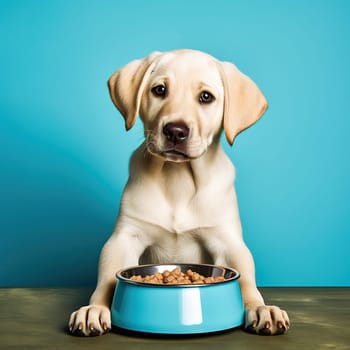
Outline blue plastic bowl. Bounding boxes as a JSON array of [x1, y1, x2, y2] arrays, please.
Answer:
[[111, 263, 244, 334]]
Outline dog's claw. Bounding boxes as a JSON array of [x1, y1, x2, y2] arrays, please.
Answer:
[[275, 325, 286, 335], [71, 328, 85, 337], [245, 325, 257, 334], [89, 327, 101, 337], [102, 322, 111, 333], [259, 326, 272, 336]]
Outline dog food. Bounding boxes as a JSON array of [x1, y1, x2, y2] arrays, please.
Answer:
[[129, 267, 225, 285]]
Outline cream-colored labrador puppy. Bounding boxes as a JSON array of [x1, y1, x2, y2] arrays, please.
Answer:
[[69, 49, 290, 336]]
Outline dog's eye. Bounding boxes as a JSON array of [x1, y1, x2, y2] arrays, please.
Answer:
[[199, 91, 215, 104], [152, 85, 167, 97]]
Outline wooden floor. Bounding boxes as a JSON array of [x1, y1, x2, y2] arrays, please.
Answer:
[[0, 287, 349, 350]]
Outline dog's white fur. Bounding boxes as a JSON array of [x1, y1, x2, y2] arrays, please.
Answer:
[[69, 49, 290, 336]]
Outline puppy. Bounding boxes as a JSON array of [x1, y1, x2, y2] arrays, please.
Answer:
[[69, 49, 290, 336]]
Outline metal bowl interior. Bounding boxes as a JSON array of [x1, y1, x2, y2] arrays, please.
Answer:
[[117, 263, 240, 287]]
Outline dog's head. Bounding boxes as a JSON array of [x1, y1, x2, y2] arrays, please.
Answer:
[[108, 49, 267, 162]]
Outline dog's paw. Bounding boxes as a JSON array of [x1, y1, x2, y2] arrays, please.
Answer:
[[244, 305, 290, 336], [68, 305, 111, 337]]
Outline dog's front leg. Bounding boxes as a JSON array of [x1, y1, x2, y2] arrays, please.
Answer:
[[225, 240, 290, 335], [68, 225, 147, 336]]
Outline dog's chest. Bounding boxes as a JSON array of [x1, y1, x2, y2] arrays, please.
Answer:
[[124, 154, 235, 234], [167, 203, 194, 234], [158, 166, 200, 231], [150, 170, 222, 233]]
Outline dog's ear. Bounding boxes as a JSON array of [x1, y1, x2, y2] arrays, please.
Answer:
[[217, 61, 268, 145], [108, 52, 161, 130]]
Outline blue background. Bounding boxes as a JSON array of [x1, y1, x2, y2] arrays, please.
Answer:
[[1, 0, 349, 287]]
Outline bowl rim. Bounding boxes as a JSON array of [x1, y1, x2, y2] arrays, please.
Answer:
[[116, 263, 240, 288]]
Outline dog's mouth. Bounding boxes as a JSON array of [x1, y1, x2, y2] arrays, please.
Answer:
[[161, 149, 190, 162], [146, 137, 206, 163]]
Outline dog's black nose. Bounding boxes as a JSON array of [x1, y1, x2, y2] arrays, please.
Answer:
[[163, 122, 189, 144]]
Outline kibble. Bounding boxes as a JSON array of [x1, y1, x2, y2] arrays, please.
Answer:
[[129, 268, 225, 285]]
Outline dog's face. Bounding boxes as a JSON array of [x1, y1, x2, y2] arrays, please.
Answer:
[[139, 51, 224, 162], [108, 49, 268, 162]]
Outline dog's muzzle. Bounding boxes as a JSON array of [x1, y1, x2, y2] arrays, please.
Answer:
[[160, 122, 190, 161]]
